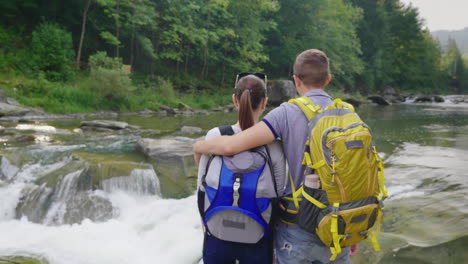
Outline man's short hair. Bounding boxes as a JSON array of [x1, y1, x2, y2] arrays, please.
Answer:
[[293, 49, 330, 87]]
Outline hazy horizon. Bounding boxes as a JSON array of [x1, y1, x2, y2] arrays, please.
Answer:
[[401, 0, 468, 31]]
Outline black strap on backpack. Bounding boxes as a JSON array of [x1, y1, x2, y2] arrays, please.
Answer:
[[218, 125, 235, 136]]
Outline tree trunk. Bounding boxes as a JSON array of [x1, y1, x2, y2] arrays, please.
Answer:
[[130, 29, 135, 67], [184, 45, 190, 73], [221, 61, 226, 87], [76, 0, 92, 69], [201, 44, 208, 79], [115, 0, 120, 57]]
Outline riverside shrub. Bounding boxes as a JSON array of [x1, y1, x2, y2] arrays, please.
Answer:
[[31, 23, 74, 81], [88, 52, 133, 108]]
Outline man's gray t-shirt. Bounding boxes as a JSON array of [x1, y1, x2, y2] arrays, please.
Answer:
[[262, 89, 333, 196]]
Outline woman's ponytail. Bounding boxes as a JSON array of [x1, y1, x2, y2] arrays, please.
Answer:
[[235, 75, 266, 131], [238, 89, 254, 130]]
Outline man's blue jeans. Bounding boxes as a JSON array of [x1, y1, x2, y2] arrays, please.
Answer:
[[275, 223, 351, 264]]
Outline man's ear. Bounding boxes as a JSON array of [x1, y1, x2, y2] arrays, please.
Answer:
[[232, 94, 239, 108], [293, 74, 302, 88], [323, 74, 332, 87]]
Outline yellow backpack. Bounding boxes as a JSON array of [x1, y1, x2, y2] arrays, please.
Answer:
[[285, 96, 388, 260]]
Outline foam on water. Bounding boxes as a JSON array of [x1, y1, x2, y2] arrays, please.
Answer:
[[385, 142, 468, 200], [0, 193, 203, 264]]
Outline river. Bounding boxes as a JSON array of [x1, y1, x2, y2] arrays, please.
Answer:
[[0, 101, 467, 263]]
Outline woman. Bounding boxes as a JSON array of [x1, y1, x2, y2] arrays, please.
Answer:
[[197, 73, 286, 264]]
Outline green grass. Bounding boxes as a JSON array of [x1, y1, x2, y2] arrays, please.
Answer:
[[0, 70, 233, 113]]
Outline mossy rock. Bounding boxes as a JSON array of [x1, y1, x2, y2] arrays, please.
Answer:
[[0, 256, 49, 264]]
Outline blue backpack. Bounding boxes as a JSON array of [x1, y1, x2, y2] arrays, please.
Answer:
[[197, 126, 279, 243]]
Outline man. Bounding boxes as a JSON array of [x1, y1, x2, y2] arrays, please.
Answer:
[[193, 49, 350, 263]]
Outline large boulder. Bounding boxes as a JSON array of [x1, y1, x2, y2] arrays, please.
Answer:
[[137, 137, 199, 197], [267, 80, 298, 106], [368, 95, 391, 106], [382, 86, 404, 103]]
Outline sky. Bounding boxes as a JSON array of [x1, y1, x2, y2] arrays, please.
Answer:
[[400, 0, 468, 31]]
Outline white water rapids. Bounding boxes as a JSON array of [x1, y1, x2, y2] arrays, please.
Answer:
[[0, 190, 203, 264]]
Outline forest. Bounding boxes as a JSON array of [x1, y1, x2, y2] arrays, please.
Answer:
[[0, 0, 467, 112]]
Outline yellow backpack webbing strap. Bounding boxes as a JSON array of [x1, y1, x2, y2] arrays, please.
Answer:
[[288, 173, 301, 209], [366, 196, 384, 251], [302, 188, 327, 209], [330, 202, 343, 261], [288, 96, 322, 121], [373, 147, 388, 198]]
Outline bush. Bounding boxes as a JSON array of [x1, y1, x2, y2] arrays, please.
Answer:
[[88, 52, 133, 108], [31, 23, 75, 81], [151, 76, 176, 99], [89, 51, 122, 70]]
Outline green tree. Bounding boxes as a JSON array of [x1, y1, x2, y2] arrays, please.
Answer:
[[264, 0, 363, 88], [31, 22, 75, 81], [442, 39, 465, 93]]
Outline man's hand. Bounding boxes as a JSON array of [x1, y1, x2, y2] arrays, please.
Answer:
[[349, 244, 358, 257], [193, 144, 202, 165]]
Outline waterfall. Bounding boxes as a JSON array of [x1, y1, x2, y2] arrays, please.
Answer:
[[0, 156, 19, 181], [43, 170, 82, 225], [102, 168, 161, 196]]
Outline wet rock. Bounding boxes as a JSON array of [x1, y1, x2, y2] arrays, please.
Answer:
[[433, 95, 445, 103], [267, 80, 298, 106], [6, 97, 20, 106], [179, 126, 203, 135], [80, 120, 129, 130], [368, 95, 391, 106], [414, 95, 433, 103], [63, 192, 113, 224], [137, 137, 197, 179], [382, 86, 404, 103], [137, 137, 199, 197], [0, 102, 35, 117], [157, 103, 177, 115], [343, 98, 361, 108], [80, 126, 114, 133], [13, 135, 36, 142], [16, 154, 158, 224], [135, 129, 161, 138], [0, 256, 49, 264]]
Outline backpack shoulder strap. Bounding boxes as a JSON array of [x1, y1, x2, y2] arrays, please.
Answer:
[[264, 145, 279, 198], [218, 125, 235, 136], [288, 96, 322, 120], [325, 98, 356, 113]]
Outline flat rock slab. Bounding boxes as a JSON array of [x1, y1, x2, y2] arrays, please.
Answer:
[[80, 120, 129, 130], [179, 126, 203, 134]]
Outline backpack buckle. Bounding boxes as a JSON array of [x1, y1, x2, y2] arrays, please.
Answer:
[[233, 174, 242, 207], [332, 206, 339, 216]]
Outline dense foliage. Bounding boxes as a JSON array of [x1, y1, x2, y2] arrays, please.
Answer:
[[0, 0, 466, 112]]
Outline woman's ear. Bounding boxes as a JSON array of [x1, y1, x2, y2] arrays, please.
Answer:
[[262, 97, 268, 109], [232, 94, 239, 108]]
